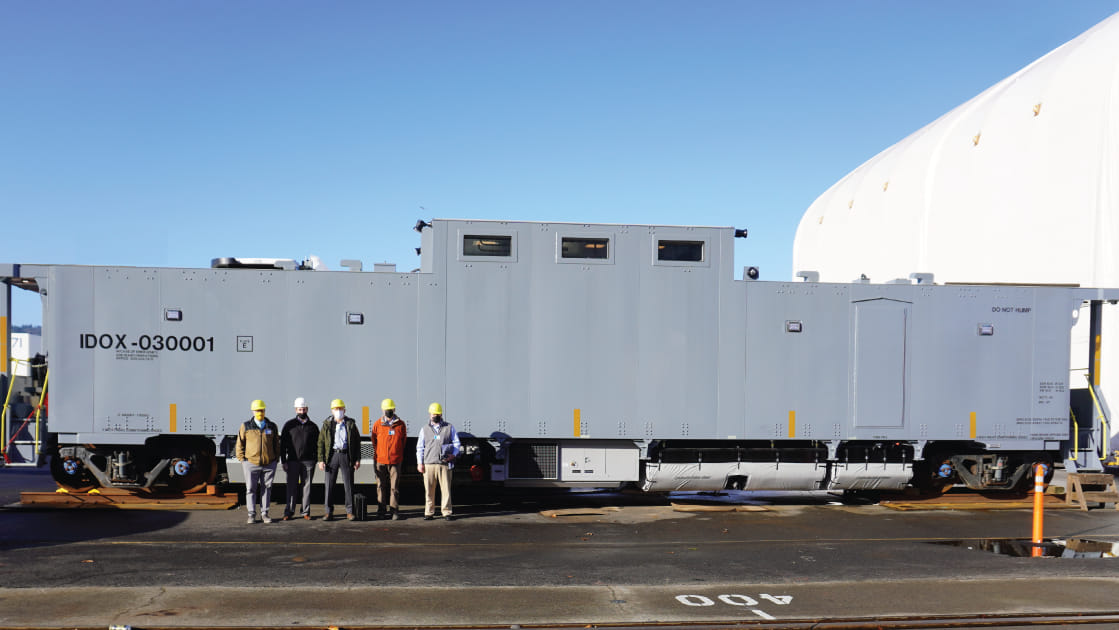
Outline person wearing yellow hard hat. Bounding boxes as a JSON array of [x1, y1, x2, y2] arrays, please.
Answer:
[[371, 398, 407, 520], [236, 399, 281, 524], [416, 401, 460, 521], [280, 397, 319, 520], [316, 398, 361, 520]]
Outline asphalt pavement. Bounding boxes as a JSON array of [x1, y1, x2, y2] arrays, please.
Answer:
[[3, 466, 1119, 628]]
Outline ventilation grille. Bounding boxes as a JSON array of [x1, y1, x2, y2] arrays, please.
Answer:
[[508, 443, 558, 479]]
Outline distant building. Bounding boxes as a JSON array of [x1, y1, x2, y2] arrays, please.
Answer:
[[10, 332, 41, 378]]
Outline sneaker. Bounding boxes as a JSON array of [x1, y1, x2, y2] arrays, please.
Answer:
[[391, 512, 401, 521], [423, 515, 434, 521], [281, 514, 293, 521], [303, 514, 312, 520], [324, 513, 334, 521], [262, 515, 273, 524], [444, 515, 454, 522], [247, 515, 257, 524], [346, 513, 355, 521]]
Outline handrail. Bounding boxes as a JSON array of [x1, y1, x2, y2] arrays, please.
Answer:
[[1, 367, 13, 459], [2, 359, 47, 461], [1085, 374, 1110, 463], [1070, 407, 1079, 455], [34, 369, 48, 459]]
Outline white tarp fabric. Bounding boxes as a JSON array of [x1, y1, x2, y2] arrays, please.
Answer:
[[793, 11, 1119, 456]]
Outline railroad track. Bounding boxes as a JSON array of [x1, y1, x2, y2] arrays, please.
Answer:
[[878, 490, 1078, 511], [18, 486, 235, 509], [13, 484, 1108, 512]]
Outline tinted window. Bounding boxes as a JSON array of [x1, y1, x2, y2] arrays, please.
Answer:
[[463, 235, 512, 257], [561, 237, 609, 259], [657, 240, 703, 262]]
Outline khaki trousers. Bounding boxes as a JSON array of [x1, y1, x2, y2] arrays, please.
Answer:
[[374, 462, 401, 510], [422, 463, 452, 516]]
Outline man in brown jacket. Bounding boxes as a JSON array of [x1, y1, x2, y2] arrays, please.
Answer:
[[371, 398, 407, 520], [236, 399, 281, 524]]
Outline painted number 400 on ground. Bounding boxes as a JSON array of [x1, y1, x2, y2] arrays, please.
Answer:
[[675, 594, 793, 620]]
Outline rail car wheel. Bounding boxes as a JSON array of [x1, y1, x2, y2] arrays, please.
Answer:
[[50, 454, 98, 493], [914, 459, 956, 496], [166, 450, 217, 494]]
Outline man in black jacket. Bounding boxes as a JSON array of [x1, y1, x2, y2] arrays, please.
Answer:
[[280, 397, 319, 520]]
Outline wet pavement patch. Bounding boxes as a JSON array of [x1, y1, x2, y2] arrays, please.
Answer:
[[934, 537, 1119, 557]]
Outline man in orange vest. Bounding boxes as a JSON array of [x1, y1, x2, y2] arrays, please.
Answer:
[[371, 398, 407, 520]]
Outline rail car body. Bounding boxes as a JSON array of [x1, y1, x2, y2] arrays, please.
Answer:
[[1, 219, 1115, 493]]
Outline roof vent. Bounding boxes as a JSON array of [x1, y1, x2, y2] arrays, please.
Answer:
[[211, 257, 297, 270]]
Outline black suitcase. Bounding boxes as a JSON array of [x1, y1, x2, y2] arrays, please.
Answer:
[[353, 493, 367, 521]]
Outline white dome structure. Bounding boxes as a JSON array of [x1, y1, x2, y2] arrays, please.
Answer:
[[793, 11, 1119, 456]]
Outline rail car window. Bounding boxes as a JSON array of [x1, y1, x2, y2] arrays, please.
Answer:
[[657, 240, 704, 262], [463, 235, 512, 257], [561, 237, 609, 259]]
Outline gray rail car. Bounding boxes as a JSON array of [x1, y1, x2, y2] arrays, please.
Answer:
[[1, 219, 1116, 493]]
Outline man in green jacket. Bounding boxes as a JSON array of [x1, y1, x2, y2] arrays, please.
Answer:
[[317, 399, 362, 520]]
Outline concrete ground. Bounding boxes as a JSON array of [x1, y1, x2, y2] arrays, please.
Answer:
[[2, 466, 1119, 627]]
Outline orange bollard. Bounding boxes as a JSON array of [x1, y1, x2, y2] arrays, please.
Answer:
[[1031, 463, 1045, 557]]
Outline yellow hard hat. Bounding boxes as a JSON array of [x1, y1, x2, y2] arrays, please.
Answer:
[[330, 398, 346, 409], [250, 399, 266, 411], [428, 402, 443, 415], [381, 398, 396, 410]]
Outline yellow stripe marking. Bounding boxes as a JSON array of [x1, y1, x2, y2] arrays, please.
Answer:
[[1094, 334, 1102, 386], [1, 316, 7, 369], [169, 403, 177, 433], [574, 408, 581, 437], [362, 406, 370, 435], [788, 410, 796, 438], [969, 411, 977, 439]]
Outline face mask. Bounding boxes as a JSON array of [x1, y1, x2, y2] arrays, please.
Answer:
[[333, 409, 344, 421], [431, 414, 443, 423], [296, 413, 308, 420], [384, 410, 395, 419]]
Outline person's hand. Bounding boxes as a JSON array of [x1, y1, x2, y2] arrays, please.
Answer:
[[354, 461, 360, 471], [417, 464, 425, 474], [318, 462, 326, 471]]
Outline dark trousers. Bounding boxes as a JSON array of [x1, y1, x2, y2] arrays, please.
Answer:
[[284, 460, 316, 517], [324, 451, 355, 516]]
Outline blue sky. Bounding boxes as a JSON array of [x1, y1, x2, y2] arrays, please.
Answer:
[[3, 1, 1117, 325]]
